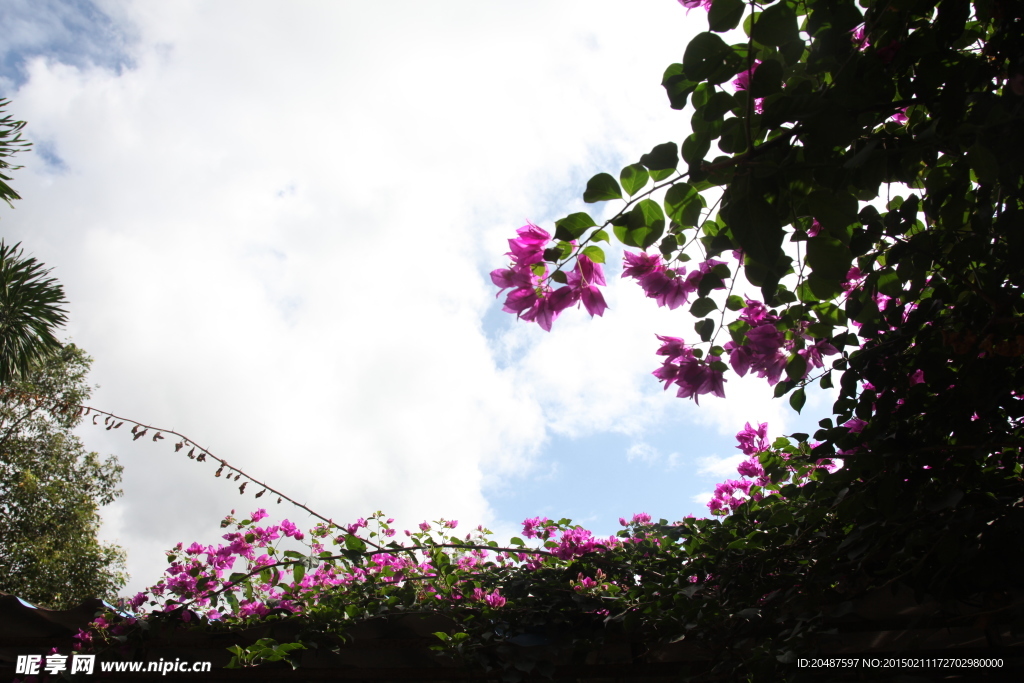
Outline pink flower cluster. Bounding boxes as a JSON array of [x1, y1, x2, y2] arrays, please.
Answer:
[[491, 223, 608, 331], [708, 422, 839, 515], [83, 508, 649, 645], [653, 335, 726, 404], [677, 0, 713, 12], [850, 23, 901, 63], [622, 252, 726, 310], [618, 512, 652, 527], [520, 516, 621, 562], [724, 300, 839, 386]]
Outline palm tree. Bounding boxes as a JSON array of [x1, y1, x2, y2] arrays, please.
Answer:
[[0, 242, 69, 385], [0, 98, 31, 209], [0, 99, 69, 384]]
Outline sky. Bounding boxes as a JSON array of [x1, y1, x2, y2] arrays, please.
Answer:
[[1, 0, 838, 597]]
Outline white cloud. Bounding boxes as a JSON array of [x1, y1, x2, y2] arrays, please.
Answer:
[[690, 491, 713, 507], [626, 442, 659, 465], [696, 453, 748, 480]]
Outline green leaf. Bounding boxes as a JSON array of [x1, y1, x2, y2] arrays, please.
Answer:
[[551, 270, 568, 284], [806, 235, 853, 282], [592, 229, 610, 243], [553, 212, 597, 241], [583, 173, 623, 203], [683, 32, 734, 83], [293, 562, 305, 584], [619, 199, 667, 249], [749, 58, 783, 97], [721, 186, 783, 266], [718, 117, 747, 154], [708, 0, 745, 32], [780, 38, 806, 66], [875, 268, 902, 297], [695, 318, 715, 342], [751, 3, 799, 47], [702, 92, 735, 121], [807, 190, 858, 232], [582, 245, 605, 264], [682, 133, 712, 167], [726, 294, 745, 311], [789, 387, 806, 413], [690, 297, 718, 317], [967, 144, 998, 184], [805, 273, 843, 300], [661, 63, 698, 110], [786, 353, 807, 381], [664, 183, 705, 227], [639, 142, 679, 172], [344, 534, 366, 553], [620, 163, 650, 197]]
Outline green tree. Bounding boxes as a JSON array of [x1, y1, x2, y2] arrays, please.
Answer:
[[0, 344, 127, 609]]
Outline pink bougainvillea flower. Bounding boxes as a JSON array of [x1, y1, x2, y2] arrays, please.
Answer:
[[807, 219, 823, 237], [505, 222, 550, 266], [738, 299, 777, 325], [909, 369, 926, 386], [517, 285, 576, 331], [745, 324, 785, 355], [250, 508, 269, 523], [726, 339, 787, 385], [521, 516, 555, 540], [490, 266, 535, 294], [677, 0, 713, 11], [655, 334, 690, 361], [640, 268, 701, 309], [631, 512, 652, 525], [552, 527, 599, 560], [622, 251, 664, 281], [484, 590, 506, 608], [732, 60, 765, 113], [737, 456, 765, 478], [579, 285, 608, 317], [129, 592, 147, 610], [798, 339, 840, 374], [843, 417, 868, 433], [566, 254, 609, 317], [280, 519, 304, 540], [654, 337, 726, 403], [733, 60, 761, 91], [891, 107, 908, 124], [851, 24, 869, 49], [736, 422, 770, 456]]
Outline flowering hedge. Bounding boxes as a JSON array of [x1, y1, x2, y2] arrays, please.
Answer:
[[52, 0, 1024, 680]]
